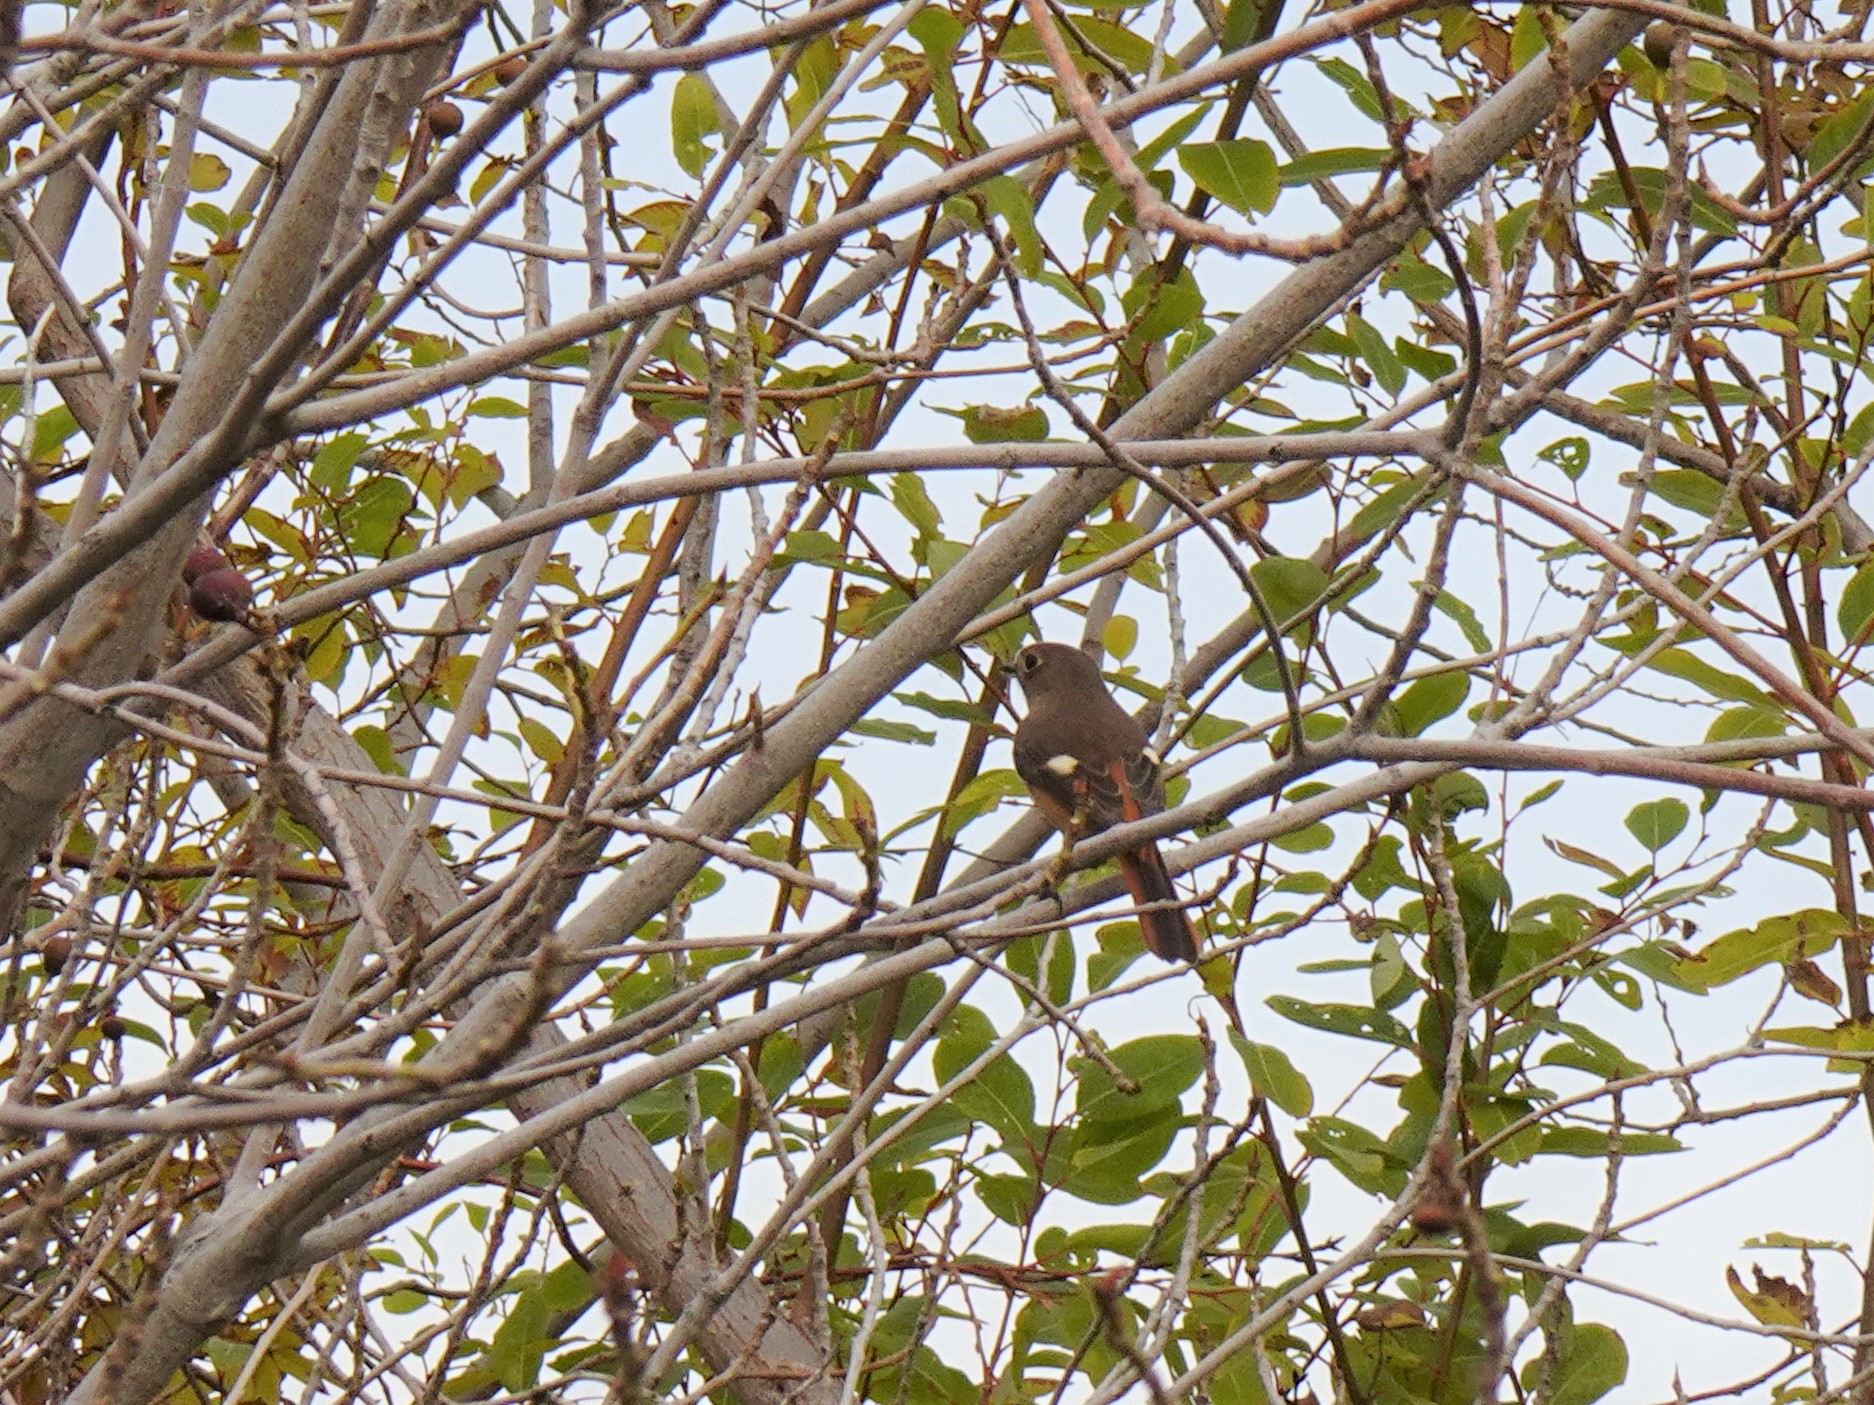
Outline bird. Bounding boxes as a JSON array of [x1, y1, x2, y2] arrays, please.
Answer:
[[1010, 641, 1198, 962]]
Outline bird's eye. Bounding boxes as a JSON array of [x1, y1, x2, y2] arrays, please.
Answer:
[[1018, 649, 1037, 673]]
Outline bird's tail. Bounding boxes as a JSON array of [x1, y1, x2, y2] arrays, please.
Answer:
[[1117, 846, 1198, 962]]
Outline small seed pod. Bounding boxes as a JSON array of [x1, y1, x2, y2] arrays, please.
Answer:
[[1409, 1183, 1463, 1236], [100, 1012, 127, 1041], [40, 934, 72, 976], [493, 56, 527, 84], [1409, 1137, 1464, 1235], [1643, 22, 1678, 70], [189, 566, 253, 623], [184, 544, 230, 583], [425, 99, 464, 138]]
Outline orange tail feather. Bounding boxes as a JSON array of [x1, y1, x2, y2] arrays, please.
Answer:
[[1117, 845, 1197, 962]]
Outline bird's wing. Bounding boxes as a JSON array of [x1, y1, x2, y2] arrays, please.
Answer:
[[1013, 736, 1083, 833]]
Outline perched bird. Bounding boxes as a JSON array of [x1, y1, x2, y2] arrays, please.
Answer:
[[1010, 641, 1198, 962]]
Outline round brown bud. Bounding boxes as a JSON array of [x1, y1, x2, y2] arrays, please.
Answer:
[[1643, 22, 1677, 70], [189, 566, 253, 623], [425, 100, 464, 138], [1409, 1190, 1462, 1236], [100, 1013, 126, 1041], [184, 544, 230, 583], [40, 934, 72, 976], [493, 56, 527, 85]]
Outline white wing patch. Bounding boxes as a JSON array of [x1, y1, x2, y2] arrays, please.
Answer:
[[1043, 754, 1079, 776]]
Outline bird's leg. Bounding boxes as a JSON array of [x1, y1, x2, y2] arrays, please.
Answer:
[[1040, 790, 1094, 893], [1041, 834, 1077, 893]]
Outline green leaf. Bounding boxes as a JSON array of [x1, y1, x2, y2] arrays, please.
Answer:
[[540, 1260, 592, 1313], [1584, 165, 1736, 236], [1064, 1114, 1179, 1202], [1232, 1034, 1313, 1116], [1132, 106, 1212, 177], [310, 431, 370, 490], [1271, 820, 1333, 853], [1063, 1221, 1153, 1261], [1543, 837, 1625, 881], [1839, 561, 1874, 647], [951, 1055, 1037, 1148], [1103, 615, 1137, 661], [779, 528, 847, 568], [1281, 147, 1390, 185], [1346, 312, 1405, 397], [1312, 56, 1382, 121], [1704, 706, 1787, 743], [351, 724, 402, 776], [343, 477, 415, 559], [1808, 88, 1874, 175], [1217, 0, 1270, 51], [450, 445, 502, 506], [1003, 16, 1163, 73], [517, 717, 563, 764], [1642, 647, 1772, 707], [978, 1171, 1038, 1225], [1344, 477, 1423, 544], [1265, 996, 1412, 1048], [1248, 556, 1331, 629], [29, 405, 78, 463], [940, 768, 1028, 836], [1539, 436, 1590, 481], [979, 174, 1042, 275], [671, 72, 720, 178], [487, 1278, 552, 1391], [1121, 266, 1203, 343], [784, 34, 837, 131], [890, 472, 943, 538], [1510, 3, 1547, 68], [932, 1025, 1034, 1149], [1074, 1035, 1204, 1122], [1539, 1037, 1646, 1082], [959, 403, 1049, 443], [1847, 400, 1874, 459], [1383, 255, 1459, 314], [1434, 590, 1491, 652], [909, 8, 970, 150], [1647, 469, 1737, 521], [1436, 773, 1497, 824], [189, 152, 232, 192], [1177, 139, 1278, 215], [849, 718, 937, 745], [1539, 1128, 1684, 1157], [1391, 671, 1470, 737], [894, 691, 996, 726], [1624, 797, 1688, 852], [1532, 1324, 1628, 1405], [1297, 1116, 1403, 1195], [1676, 909, 1847, 990]]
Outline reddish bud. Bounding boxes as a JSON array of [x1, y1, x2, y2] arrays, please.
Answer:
[[1410, 1137, 1464, 1235], [493, 56, 527, 84], [424, 100, 464, 137], [40, 934, 72, 975], [1409, 1188, 1462, 1236], [184, 545, 230, 583], [189, 566, 253, 623]]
